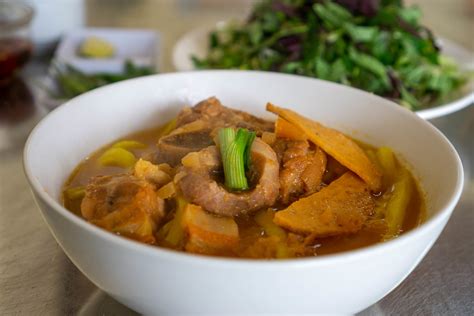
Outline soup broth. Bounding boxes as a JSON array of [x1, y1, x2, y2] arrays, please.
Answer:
[[63, 99, 425, 259]]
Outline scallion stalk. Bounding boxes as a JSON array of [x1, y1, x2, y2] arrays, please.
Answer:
[[218, 128, 236, 160], [218, 128, 256, 191], [244, 131, 256, 170]]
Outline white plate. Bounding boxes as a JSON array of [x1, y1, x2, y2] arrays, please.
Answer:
[[173, 24, 473, 120]]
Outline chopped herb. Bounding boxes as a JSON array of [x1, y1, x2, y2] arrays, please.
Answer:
[[50, 60, 154, 99], [193, 0, 468, 110]]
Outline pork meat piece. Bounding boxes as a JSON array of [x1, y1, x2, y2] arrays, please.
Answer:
[[81, 174, 165, 243], [176, 138, 280, 217], [273, 139, 327, 205], [155, 97, 274, 166]]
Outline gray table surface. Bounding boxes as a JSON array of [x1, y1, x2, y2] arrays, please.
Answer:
[[0, 59, 472, 315]]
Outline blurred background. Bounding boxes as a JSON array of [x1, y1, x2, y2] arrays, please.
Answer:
[[1, 0, 471, 158], [5, 0, 474, 69], [1, 0, 473, 315], [83, 0, 474, 72]]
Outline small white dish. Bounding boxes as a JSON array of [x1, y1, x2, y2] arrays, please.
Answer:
[[24, 71, 463, 315], [55, 27, 158, 74], [173, 24, 473, 120]]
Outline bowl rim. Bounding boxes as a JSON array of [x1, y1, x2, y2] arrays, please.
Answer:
[[23, 70, 464, 268]]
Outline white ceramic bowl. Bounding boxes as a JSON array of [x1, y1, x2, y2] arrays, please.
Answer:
[[24, 71, 463, 315]]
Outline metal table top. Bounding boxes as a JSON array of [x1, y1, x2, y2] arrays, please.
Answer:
[[1, 1, 473, 315]]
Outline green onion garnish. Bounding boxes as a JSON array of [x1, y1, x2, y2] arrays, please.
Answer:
[[244, 131, 256, 171], [218, 128, 256, 191]]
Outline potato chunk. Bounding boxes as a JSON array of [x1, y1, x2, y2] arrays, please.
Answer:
[[182, 204, 239, 255], [274, 172, 374, 237], [267, 103, 382, 191]]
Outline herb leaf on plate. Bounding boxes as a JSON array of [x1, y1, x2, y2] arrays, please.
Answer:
[[50, 60, 154, 99], [193, 0, 468, 110]]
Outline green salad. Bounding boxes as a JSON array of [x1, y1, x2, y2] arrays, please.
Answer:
[[193, 0, 468, 110]]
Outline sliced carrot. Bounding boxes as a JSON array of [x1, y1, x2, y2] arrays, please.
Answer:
[[267, 103, 382, 191], [275, 117, 307, 141], [274, 172, 374, 237]]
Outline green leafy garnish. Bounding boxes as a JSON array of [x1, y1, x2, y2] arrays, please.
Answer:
[[50, 60, 154, 99], [218, 128, 256, 191], [193, 0, 468, 110]]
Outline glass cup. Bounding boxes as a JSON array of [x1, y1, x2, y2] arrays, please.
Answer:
[[0, 1, 34, 83]]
